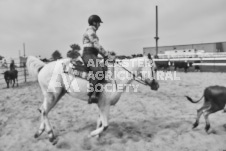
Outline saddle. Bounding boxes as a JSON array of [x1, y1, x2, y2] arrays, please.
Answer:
[[62, 58, 88, 79], [62, 57, 114, 81], [62, 55, 115, 104]]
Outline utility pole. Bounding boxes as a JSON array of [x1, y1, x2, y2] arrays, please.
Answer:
[[23, 43, 26, 82], [154, 5, 159, 57], [23, 43, 26, 57]]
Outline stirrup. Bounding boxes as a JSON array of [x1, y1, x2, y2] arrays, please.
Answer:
[[88, 95, 98, 104]]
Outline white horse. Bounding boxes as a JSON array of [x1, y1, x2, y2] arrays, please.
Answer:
[[26, 55, 159, 144]]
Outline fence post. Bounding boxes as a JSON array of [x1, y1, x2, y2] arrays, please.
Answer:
[[24, 63, 26, 82]]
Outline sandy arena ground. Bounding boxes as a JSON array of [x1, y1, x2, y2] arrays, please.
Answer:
[[1, 72, 226, 151]]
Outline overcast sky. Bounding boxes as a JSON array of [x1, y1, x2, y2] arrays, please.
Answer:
[[0, 0, 225, 58]]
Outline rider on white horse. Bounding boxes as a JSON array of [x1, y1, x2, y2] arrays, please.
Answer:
[[82, 15, 109, 104]]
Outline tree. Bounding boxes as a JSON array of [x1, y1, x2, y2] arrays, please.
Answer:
[[52, 50, 62, 60], [70, 44, 81, 51], [67, 44, 81, 59]]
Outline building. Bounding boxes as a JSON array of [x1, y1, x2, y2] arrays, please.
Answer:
[[143, 41, 226, 56], [143, 41, 226, 72]]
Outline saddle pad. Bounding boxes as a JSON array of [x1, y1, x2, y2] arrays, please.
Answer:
[[62, 60, 115, 80], [62, 61, 88, 79]]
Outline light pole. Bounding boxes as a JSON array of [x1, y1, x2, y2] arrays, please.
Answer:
[[154, 5, 159, 57]]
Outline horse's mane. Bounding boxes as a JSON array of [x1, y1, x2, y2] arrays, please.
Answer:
[[118, 56, 149, 65]]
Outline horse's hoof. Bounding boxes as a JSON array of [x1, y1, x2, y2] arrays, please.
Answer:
[[192, 122, 199, 129], [37, 108, 41, 113], [49, 137, 58, 145], [88, 133, 98, 138], [34, 129, 44, 138], [94, 134, 100, 138], [205, 125, 210, 133], [34, 132, 39, 138], [49, 137, 55, 142]]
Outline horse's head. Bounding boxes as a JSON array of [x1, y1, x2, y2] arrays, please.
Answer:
[[139, 54, 159, 91]]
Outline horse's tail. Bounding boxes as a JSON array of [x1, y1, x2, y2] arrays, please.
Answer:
[[26, 56, 45, 80]]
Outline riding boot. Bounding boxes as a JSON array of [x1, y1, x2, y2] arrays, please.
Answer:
[[87, 92, 93, 104], [88, 91, 99, 104]]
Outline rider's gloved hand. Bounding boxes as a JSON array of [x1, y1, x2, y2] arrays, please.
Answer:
[[106, 51, 116, 62]]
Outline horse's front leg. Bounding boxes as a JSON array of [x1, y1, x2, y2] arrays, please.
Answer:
[[89, 101, 110, 137], [91, 115, 102, 138], [5, 79, 9, 88], [96, 115, 102, 129]]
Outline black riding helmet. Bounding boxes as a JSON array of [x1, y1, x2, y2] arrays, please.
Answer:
[[88, 15, 103, 25]]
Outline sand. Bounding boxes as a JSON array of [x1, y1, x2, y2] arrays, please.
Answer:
[[1, 72, 226, 151]]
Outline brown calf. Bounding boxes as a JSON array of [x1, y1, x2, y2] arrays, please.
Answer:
[[185, 85, 226, 132]]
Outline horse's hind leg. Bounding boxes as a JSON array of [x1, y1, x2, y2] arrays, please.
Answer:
[[203, 107, 219, 133], [35, 94, 56, 142], [5, 76, 9, 88], [193, 104, 210, 129], [203, 111, 211, 132], [12, 79, 15, 87], [34, 104, 45, 138], [34, 95, 51, 139], [6, 80, 9, 88], [35, 91, 65, 144], [35, 93, 56, 137]]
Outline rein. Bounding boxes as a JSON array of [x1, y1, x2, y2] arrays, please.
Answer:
[[115, 61, 148, 86], [63, 58, 154, 93]]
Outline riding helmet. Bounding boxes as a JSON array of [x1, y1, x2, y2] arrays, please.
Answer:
[[88, 15, 103, 25]]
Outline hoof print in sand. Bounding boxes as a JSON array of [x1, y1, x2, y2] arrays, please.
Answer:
[[81, 137, 92, 150], [56, 141, 71, 149]]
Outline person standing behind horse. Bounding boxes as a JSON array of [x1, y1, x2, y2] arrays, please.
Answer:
[[10, 60, 15, 71], [82, 15, 109, 104]]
